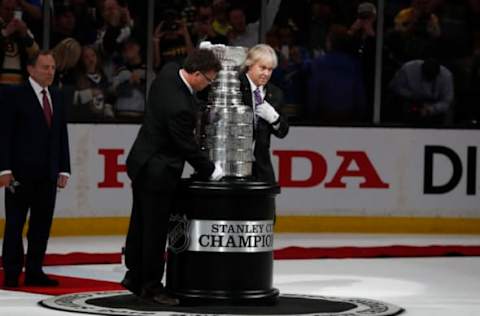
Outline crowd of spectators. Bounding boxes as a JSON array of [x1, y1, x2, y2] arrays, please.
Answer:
[[1, 0, 480, 126]]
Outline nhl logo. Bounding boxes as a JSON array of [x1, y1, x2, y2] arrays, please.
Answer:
[[168, 214, 190, 253]]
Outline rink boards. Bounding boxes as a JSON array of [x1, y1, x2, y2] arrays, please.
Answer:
[[1, 125, 479, 235]]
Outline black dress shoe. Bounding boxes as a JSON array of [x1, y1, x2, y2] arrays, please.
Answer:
[[138, 286, 179, 306], [24, 274, 59, 287], [120, 276, 141, 296], [150, 292, 180, 306]]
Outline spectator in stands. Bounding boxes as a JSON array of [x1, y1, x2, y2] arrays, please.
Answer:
[[153, 9, 193, 70], [113, 38, 146, 119], [349, 2, 377, 64], [385, 0, 441, 62], [69, 0, 98, 37], [394, 0, 440, 37], [192, 2, 228, 46], [17, 0, 41, 41], [349, 2, 377, 119], [73, 45, 115, 120], [269, 24, 311, 121], [96, 0, 133, 78], [100, 0, 133, 48], [0, 0, 39, 86], [52, 37, 82, 89], [389, 58, 454, 125], [307, 25, 367, 124], [52, 37, 82, 124], [227, 1, 282, 47], [51, 5, 77, 47], [52, 4, 96, 47], [211, 0, 231, 37], [306, 0, 334, 57]]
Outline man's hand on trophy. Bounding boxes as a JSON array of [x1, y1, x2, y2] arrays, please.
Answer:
[[210, 161, 224, 181], [255, 101, 280, 124]]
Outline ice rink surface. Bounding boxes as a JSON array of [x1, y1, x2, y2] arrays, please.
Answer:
[[1, 233, 480, 316]]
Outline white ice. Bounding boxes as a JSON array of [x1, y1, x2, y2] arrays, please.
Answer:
[[1, 233, 480, 316]]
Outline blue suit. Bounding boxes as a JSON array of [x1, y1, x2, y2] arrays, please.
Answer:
[[0, 81, 70, 280]]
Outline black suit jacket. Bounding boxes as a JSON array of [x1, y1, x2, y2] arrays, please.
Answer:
[[239, 73, 289, 183], [126, 63, 214, 191], [0, 82, 71, 181]]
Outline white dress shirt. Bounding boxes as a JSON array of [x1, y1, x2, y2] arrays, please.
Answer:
[[29, 76, 53, 114], [179, 69, 194, 95], [246, 73, 264, 125]]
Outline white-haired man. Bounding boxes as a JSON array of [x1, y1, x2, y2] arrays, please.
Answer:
[[239, 44, 289, 183]]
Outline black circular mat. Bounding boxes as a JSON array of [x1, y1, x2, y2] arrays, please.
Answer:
[[40, 291, 404, 316]]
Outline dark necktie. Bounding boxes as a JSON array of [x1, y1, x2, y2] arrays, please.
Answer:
[[41, 89, 52, 128], [253, 87, 262, 105]]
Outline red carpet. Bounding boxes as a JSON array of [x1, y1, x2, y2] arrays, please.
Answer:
[[274, 245, 480, 259], [2, 245, 480, 267], [1, 245, 480, 295], [0, 270, 123, 295], [43, 252, 121, 266]]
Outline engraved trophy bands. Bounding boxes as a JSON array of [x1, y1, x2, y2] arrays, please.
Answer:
[[200, 42, 252, 177]]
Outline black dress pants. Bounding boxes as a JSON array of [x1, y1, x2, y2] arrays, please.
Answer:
[[124, 180, 173, 294], [2, 178, 57, 278]]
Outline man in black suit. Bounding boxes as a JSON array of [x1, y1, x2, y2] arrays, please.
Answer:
[[0, 50, 71, 288], [239, 44, 289, 183], [121, 49, 223, 305]]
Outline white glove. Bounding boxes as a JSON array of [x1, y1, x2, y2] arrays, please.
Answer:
[[210, 162, 224, 181], [255, 101, 280, 124]]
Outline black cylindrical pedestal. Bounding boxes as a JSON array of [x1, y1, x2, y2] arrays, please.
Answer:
[[166, 179, 280, 305]]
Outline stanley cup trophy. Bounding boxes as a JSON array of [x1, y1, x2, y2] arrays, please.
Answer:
[[202, 43, 253, 178], [166, 42, 280, 305]]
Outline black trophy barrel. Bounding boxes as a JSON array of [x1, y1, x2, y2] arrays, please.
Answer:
[[166, 179, 280, 305]]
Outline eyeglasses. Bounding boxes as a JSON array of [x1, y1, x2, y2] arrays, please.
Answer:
[[200, 71, 215, 84]]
